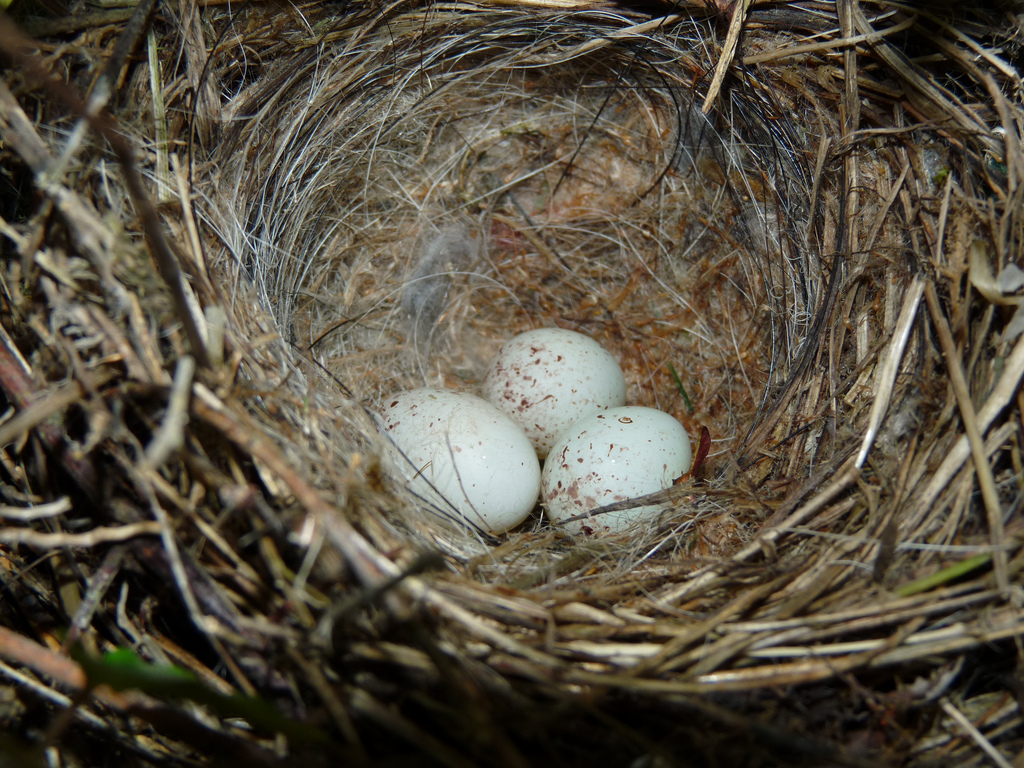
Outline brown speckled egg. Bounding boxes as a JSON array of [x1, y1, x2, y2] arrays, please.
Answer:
[[481, 328, 626, 458], [542, 407, 691, 535], [378, 388, 540, 534]]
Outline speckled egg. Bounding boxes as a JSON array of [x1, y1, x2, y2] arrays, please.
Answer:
[[481, 328, 626, 458], [377, 388, 541, 534], [542, 406, 692, 534]]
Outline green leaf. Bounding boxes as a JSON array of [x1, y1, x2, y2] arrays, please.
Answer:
[[894, 553, 992, 597], [667, 362, 694, 414], [71, 644, 328, 744]]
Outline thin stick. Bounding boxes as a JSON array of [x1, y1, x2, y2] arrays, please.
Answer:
[[147, 28, 172, 203], [702, 0, 752, 114], [0, 381, 89, 449], [852, 3, 991, 146], [742, 15, 918, 65], [46, 0, 156, 182], [141, 355, 196, 471], [0, 522, 161, 548], [736, 455, 861, 563], [856, 276, 925, 469], [0, 498, 72, 521], [0, 18, 212, 369], [924, 282, 1010, 595], [902, 332, 1024, 534], [0, 659, 110, 733], [0, 626, 130, 709], [939, 698, 1015, 768]]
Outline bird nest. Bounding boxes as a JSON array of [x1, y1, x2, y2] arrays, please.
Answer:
[[1, 1, 1023, 765]]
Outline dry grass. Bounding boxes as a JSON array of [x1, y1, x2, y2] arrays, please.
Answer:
[[0, 0, 1022, 766]]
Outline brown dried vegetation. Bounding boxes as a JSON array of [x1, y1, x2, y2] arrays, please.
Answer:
[[0, 0, 1023, 766]]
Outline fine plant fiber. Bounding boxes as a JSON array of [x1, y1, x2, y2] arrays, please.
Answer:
[[1, 0, 1023, 766], [211, 7, 818, 476]]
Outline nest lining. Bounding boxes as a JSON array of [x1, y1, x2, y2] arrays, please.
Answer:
[[208, 8, 835, 553], [0, 0, 1023, 766]]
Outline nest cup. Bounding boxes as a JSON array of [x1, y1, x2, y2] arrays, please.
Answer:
[[211, 7, 820, 545]]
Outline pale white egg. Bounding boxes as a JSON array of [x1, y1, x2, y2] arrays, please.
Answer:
[[377, 388, 541, 534], [482, 328, 626, 458], [542, 406, 692, 534]]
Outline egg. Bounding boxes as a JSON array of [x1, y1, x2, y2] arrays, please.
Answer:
[[482, 328, 626, 458], [542, 406, 692, 534], [377, 388, 541, 534]]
